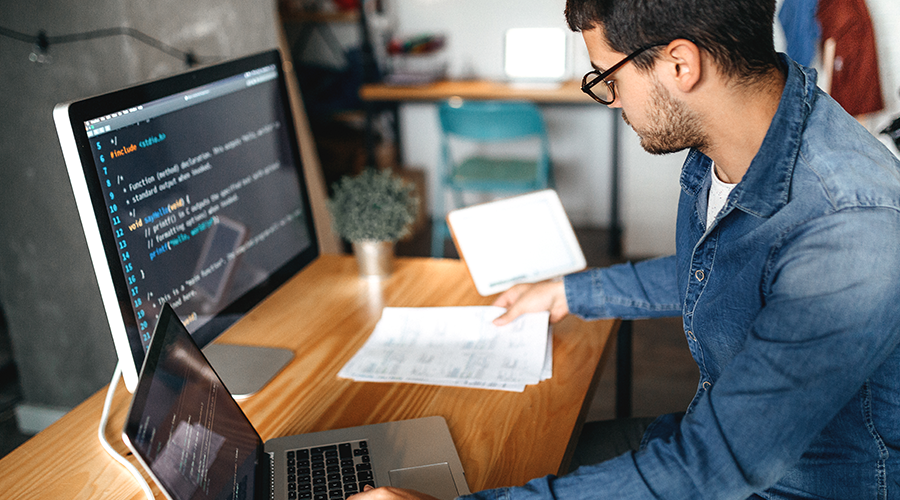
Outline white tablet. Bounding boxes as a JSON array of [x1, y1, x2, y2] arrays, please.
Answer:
[[448, 190, 586, 296]]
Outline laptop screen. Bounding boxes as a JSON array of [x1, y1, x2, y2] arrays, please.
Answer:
[[124, 304, 265, 500]]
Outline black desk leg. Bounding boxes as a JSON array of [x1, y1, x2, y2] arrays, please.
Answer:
[[608, 113, 622, 257], [615, 319, 633, 419]]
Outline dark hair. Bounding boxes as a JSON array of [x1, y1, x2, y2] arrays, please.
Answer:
[[565, 0, 780, 81]]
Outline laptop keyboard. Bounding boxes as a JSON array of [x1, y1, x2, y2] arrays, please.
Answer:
[[286, 440, 375, 500]]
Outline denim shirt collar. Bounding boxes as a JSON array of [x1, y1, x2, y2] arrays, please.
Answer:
[[680, 54, 817, 218]]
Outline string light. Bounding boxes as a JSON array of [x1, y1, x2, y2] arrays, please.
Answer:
[[0, 25, 213, 67]]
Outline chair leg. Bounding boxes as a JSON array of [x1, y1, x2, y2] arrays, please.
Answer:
[[431, 217, 446, 258]]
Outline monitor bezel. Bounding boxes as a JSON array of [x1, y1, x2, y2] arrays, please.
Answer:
[[53, 49, 319, 392]]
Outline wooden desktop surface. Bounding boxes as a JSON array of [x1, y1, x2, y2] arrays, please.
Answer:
[[360, 79, 595, 104], [0, 255, 615, 499]]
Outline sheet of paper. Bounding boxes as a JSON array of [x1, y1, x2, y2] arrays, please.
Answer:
[[338, 306, 552, 392]]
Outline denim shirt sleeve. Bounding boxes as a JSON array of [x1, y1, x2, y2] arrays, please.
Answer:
[[563, 255, 682, 320], [459, 208, 900, 500]]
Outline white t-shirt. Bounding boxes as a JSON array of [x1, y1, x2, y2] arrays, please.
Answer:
[[707, 163, 737, 230]]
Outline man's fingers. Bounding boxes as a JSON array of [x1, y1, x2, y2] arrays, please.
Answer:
[[493, 309, 516, 326]]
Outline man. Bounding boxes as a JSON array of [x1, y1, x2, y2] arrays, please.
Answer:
[[359, 0, 900, 498]]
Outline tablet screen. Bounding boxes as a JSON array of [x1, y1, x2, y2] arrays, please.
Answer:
[[448, 190, 585, 296]]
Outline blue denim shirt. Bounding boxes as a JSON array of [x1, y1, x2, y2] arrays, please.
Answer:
[[462, 56, 900, 499]]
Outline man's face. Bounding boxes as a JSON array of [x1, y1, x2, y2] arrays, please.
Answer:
[[582, 28, 708, 155]]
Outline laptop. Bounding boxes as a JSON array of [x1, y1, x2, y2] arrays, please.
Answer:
[[123, 303, 470, 500]]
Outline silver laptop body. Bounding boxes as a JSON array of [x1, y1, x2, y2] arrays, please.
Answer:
[[123, 303, 470, 500]]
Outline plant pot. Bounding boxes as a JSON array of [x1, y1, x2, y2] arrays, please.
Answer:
[[352, 240, 394, 277]]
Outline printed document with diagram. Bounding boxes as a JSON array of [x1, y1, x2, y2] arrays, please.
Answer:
[[338, 306, 552, 392]]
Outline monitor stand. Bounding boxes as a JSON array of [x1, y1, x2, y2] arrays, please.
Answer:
[[202, 344, 294, 399]]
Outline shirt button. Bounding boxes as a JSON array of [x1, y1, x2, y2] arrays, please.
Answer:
[[694, 270, 705, 282], [687, 331, 697, 342], [702, 381, 712, 390]]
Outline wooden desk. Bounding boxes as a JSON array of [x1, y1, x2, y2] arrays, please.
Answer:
[[0, 255, 615, 499]]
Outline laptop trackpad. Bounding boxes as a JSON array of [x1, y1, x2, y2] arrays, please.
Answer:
[[389, 463, 459, 500]]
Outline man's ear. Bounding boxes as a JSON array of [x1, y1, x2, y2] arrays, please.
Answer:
[[662, 39, 703, 92]]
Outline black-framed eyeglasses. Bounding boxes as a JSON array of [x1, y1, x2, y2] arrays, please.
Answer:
[[581, 43, 668, 104]]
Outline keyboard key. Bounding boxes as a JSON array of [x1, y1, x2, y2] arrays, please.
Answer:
[[289, 440, 376, 500]]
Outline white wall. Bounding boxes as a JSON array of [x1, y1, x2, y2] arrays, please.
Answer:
[[386, 0, 900, 258]]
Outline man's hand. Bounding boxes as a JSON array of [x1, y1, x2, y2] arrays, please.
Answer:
[[492, 279, 569, 326], [350, 485, 441, 500]]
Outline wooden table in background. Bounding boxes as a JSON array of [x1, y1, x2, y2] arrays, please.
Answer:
[[0, 255, 616, 499], [359, 79, 594, 103]]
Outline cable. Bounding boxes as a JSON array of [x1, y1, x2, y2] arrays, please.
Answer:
[[98, 362, 155, 500], [0, 25, 209, 66]]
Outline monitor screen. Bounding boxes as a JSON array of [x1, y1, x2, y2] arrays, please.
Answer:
[[54, 50, 318, 391]]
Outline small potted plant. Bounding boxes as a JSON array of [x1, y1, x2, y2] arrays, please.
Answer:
[[328, 168, 419, 277]]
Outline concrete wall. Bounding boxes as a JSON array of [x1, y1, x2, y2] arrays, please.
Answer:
[[0, 0, 279, 422]]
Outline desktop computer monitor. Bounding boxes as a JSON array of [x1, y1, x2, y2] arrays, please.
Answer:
[[54, 49, 319, 395]]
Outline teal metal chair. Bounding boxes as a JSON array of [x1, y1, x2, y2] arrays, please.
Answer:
[[432, 100, 553, 257]]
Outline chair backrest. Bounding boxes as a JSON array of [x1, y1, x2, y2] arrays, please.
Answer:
[[438, 100, 547, 141]]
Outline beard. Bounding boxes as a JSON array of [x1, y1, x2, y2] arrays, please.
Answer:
[[622, 78, 708, 155]]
